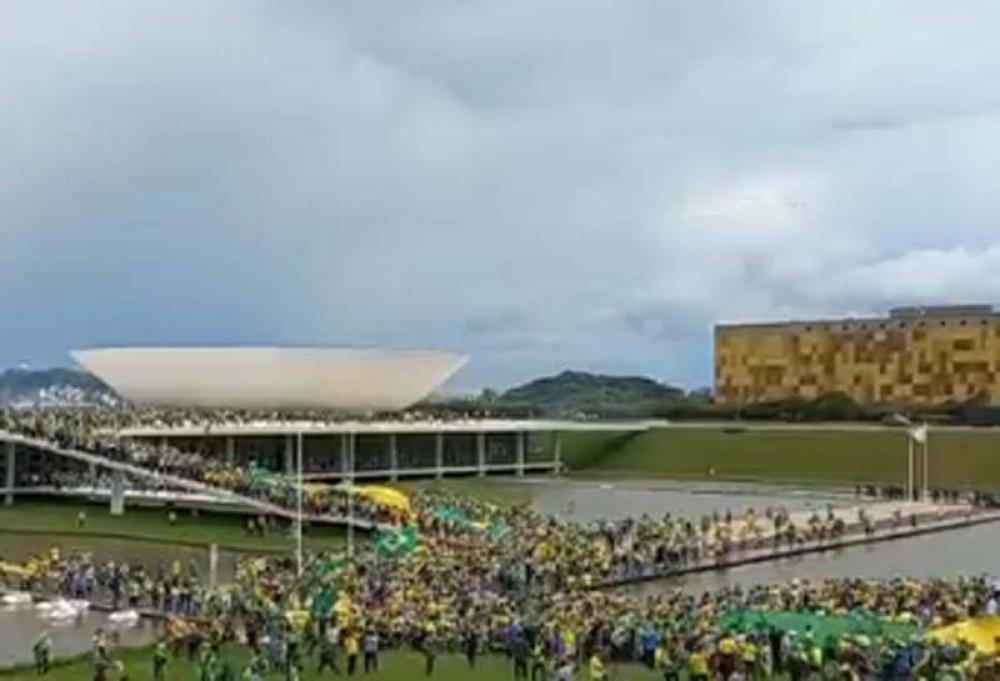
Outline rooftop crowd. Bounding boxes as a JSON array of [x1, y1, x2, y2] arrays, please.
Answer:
[[0, 405, 499, 437]]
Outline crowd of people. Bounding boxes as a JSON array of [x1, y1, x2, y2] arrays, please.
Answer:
[[3, 406, 973, 585], [22, 550, 215, 618], [15, 537, 1000, 680], [0, 407, 414, 526], [4, 491, 999, 678], [4, 406, 996, 538], [5, 490, 999, 681], [3, 406, 1000, 677], [0, 405, 499, 440]]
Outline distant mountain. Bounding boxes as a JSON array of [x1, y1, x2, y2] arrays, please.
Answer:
[[499, 370, 685, 417], [0, 368, 118, 407]]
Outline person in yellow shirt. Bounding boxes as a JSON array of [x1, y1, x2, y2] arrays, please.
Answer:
[[655, 642, 680, 681], [687, 647, 710, 681], [343, 630, 359, 676], [563, 630, 577, 660], [717, 635, 739, 679], [588, 651, 607, 681], [740, 637, 758, 677]]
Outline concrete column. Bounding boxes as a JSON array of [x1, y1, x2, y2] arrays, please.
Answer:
[[209, 544, 219, 588], [388, 434, 399, 481], [88, 463, 96, 489], [347, 433, 356, 481], [339, 433, 348, 477], [225, 436, 235, 466], [284, 435, 294, 476], [435, 432, 444, 479], [553, 433, 563, 474], [5, 441, 15, 506], [476, 432, 487, 477], [516, 431, 526, 476], [110, 470, 125, 516]]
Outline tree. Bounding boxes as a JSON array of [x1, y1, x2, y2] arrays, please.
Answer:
[[479, 388, 500, 404]]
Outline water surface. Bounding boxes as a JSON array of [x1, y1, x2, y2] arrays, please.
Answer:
[[0, 605, 155, 668]]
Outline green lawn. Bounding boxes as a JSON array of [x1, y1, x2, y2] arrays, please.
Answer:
[[0, 501, 346, 553], [0, 645, 758, 681], [566, 426, 1000, 489]]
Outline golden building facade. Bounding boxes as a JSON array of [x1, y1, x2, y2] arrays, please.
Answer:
[[714, 305, 1000, 406]]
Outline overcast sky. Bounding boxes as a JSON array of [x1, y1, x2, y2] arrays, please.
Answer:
[[3, 2, 1000, 392]]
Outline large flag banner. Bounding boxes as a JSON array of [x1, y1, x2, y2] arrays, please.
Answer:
[[930, 616, 1000, 654], [311, 555, 348, 578], [310, 586, 337, 618], [433, 505, 471, 525], [721, 609, 921, 641], [433, 505, 510, 540], [374, 525, 419, 558], [249, 464, 281, 491]]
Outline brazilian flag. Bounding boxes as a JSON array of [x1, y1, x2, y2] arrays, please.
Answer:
[[311, 555, 348, 578], [248, 464, 279, 491], [374, 525, 419, 558], [310, 586, 336, 617], [433, 505, 471, 525]]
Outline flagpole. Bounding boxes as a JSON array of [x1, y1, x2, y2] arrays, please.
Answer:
[[296, 430, 303, 578]]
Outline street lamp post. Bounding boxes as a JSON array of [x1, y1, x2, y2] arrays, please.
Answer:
[[894, 413, 916, 501], [893, 413, 929, 502]]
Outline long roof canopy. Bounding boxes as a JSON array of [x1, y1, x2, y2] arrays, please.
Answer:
[[73, 346, 466, 411]]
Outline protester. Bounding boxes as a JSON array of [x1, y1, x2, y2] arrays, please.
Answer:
[[362, 628, 379, 674], [152, 641, 168, 681], [32, 631, 51, 676]]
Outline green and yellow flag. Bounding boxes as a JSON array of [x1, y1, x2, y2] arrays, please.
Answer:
[[374, 525, 419, 558]]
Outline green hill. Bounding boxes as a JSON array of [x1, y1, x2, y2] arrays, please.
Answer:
[[499, 370, 684, 417], [0, 367, 117, 406]]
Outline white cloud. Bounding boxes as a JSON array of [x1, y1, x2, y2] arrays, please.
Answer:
[[1, 1, 1000, 389]]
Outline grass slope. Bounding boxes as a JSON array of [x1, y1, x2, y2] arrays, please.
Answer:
[[0, 501, 345, 553], [570, 427, 1000, 489], [554, 430, 644, 470]]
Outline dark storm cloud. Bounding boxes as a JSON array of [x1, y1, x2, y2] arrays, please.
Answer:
[[3, 1, 1000, 390]]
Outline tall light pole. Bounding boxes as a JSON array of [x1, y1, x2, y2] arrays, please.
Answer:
[[893, 413, 916, 501], [893, 414, 929, 502], [296, 431, 303, 577]]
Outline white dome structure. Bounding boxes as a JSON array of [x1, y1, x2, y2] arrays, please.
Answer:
[[72, 346, 466, 411]]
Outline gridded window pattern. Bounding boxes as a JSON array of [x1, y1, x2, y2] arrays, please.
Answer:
[[714, 312, 1000, 406]]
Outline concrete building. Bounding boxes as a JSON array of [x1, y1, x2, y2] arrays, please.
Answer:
[[0, 347, 654, 513], [72, 346, 467, 411], [715, 305, 1000, 406]]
